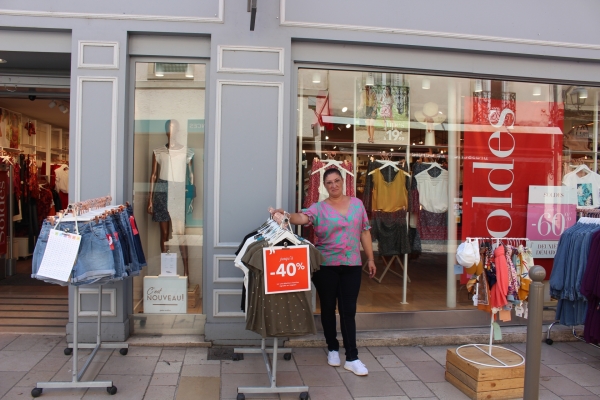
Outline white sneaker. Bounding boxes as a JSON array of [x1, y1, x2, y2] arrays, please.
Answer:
[[344, 359, 368, 376], [327, 350, 341, 367]]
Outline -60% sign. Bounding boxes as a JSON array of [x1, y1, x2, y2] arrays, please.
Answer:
[[263, 245, 311, 294]]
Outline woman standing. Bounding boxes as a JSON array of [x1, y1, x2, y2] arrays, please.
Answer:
[[272, 168, 376, 376]]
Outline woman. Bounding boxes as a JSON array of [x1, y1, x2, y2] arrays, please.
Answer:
[[273, 168, 376, 376]]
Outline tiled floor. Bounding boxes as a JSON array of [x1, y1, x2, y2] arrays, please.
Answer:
[[0, 334, 598, 399]]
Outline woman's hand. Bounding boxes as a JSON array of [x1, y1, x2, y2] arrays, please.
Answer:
[[147, 201, 153, 215], [367, 260, 376, 279]]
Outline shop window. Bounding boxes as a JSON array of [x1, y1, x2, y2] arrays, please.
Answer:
[[297, 68, 599, 313], [132, 62, 205, 328]]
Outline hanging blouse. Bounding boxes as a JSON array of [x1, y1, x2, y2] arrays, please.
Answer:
[[371, 169, 408, 212]]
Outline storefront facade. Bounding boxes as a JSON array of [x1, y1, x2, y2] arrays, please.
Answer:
[[0, 1, 599, 343]]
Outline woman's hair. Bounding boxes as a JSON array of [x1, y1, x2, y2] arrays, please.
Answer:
[[323, 168, 343, 182]]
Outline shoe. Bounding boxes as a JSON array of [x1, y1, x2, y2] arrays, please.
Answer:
[[344, 359, 368, 376], [327, 350, 341, 367]]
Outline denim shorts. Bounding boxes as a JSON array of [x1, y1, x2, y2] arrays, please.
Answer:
[[126, 205, 147, 267], [103, 218, 125, 279], [56, 220, 116, 285], [31, 220, 53, 278], [110, 214, 131, 267], [118, 210, 140, 276]]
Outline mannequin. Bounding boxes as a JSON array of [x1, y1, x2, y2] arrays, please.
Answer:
[[147, 119, 194, 281]]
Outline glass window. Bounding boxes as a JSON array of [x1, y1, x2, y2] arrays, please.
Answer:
[[297, 68, 599, 313], [132, 62, 205, 328]]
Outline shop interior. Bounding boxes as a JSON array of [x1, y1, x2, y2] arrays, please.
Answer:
[[297, 69, 600, 315], [0, 51, 71, 333]]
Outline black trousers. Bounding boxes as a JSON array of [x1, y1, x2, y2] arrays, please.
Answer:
[[312, 265, 362, 361]]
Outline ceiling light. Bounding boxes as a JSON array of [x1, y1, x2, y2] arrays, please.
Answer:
[[366, 73, 374, 86], [185, 64, 194, 78], [302, 150, 306, 153], [346, 124, 351, 128], [474, 79, 483, 93], [390, 148, 394, 151], [0, 59, 6, 64], [59, 104, 68, 114], [422, 79, 430, 90], [154, 63, 164, 77], [48, 100, 56, 109], [325, 136, 329, 140], [342, 107, 348, 113], [578, 88, 588, 99], [333, 146, 337, 149], [312, 72, 321, 84], [532, 86, 542, 96]]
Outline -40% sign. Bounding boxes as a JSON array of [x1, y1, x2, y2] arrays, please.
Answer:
[[263, 245, 311, 294]]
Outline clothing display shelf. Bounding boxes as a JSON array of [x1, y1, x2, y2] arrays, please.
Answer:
[[545, 212, 600, 350], [455, 237, 529, 368], [31, 196, 129, 398], [233, 210, 309, 400]]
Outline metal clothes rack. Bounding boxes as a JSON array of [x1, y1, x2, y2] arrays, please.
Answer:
[[233, 339, 308, 400], [31, 197, 129, 397], [545, 211, 600, 350], [455, 237, 529, 368]]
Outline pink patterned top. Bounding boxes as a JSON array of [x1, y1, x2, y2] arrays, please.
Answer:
[[301, 197, 371, 266]]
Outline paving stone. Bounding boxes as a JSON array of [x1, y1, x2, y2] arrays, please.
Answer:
[[160, 349, 186, 363], [513, 343, 581, 365], [538, 389, 562, 400], [126, 347, 163, 357], [222, 354, 274, 374], [421, 345, 453, 366], [386, 366, 419, 381], [16, 369, 54, 387], [220, 373, 275, 399], [340, 371, 403, 398], [52, 361, 103, 382], [563, 341, 600, 357], [390, 346, 434, 362], [154, 361, 182, 374], [547, 363, 600, 387], [564, 350, 600, 363], [0, 335, 19, 351], [353, 397, 409, 400], [143, 385, 176, 400], [589, 387, 600, 395], [4, 385, 86, 399], [149, 373, 179, 386], [292, 348, 328, 366], [100, 354, 158, 376], [3, 335, 63, 352], [82, 374, 151, 399], [0, 350, 48, 371], [405, 360, 446, 383], [296, 364, 342, 386], [181, 364, 221, 377], [0, 371, 27, 396], [560, 396, 600, 400], [426, 382, 470, 400], [367, 346, 394, 356], [539, 363, 563, 377], [33, 355, 71, 372], [375, 354, 405, 368], [299, 385, 352, 400], [183, 348, 209, 365], [539, 376, 596, 396], [176, 376, 219, 400], [397, 380, 435, 397]]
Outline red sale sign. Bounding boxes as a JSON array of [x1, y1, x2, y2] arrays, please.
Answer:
[[462, 97, 564, 240], [263, 245, 311, 294]]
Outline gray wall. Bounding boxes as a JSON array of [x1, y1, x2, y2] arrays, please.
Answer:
[[1, 0, 599, 342]]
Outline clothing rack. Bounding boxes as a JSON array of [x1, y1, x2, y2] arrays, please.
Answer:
[[455, 237, 527, 368], [32, 195, 129, 398], [546, 215, 600, 350]]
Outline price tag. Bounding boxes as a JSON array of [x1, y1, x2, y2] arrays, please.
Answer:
[[515, 305, 524, 317], [263, 245, 311, 294]]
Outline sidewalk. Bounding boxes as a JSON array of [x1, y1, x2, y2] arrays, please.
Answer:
[[0, 334, 598, 399]]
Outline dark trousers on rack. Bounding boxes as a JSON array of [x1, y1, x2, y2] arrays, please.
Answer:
[[312, 265, 362, 362]]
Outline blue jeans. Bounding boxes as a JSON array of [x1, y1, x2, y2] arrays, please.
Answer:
[[31, 220, 53, 278]]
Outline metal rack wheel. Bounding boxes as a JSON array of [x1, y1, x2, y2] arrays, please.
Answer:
[[107, 386, 117, 395], [64, 348, 73, 356], [119, 348, 128, 356], [232, 353, 243, 361], [284, 353, 292, 361], [300, 391, 309, 400], [545, 338, 554, 345], [31, 388, 43, 397], [236, 393, 245, 400]]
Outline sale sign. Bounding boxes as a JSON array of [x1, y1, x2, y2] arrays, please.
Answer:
[[526, 186, 576, 258], [462, 97, 564, 240], [263, 245, 311, 294]]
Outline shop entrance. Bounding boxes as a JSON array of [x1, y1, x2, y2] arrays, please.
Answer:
[[0, 50, 71, 333]]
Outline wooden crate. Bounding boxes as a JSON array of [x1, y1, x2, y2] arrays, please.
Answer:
[[445, 347, 524, 400], [187, 284, 200, 309]]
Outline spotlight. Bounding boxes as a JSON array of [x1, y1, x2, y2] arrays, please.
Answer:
[[532, 86, 542, 96], [422, 79, 430, 90], [474, 79, 483, 93], [0, 59, 7, 64], [59, 104, 69, 114], [28, 95, 36, 101], [366, 73, 374, 86], [185, 64, 194, 78], [312, 72, 321, 84], [342, 107, 348, 113], [48, 100, 56, 109], [346, 124, 351, 128]]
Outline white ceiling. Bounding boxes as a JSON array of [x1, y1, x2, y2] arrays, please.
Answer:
[[0, 97, 69, 130]]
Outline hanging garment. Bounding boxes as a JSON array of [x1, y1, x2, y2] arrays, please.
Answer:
[[54, 164, 69, 194], [411, 162, 447, 241], [370, 210, 410, 256], [562, 168, 600, 209], [371, 169, 408, 212], [581, 230, 600, 344], [414, 167, 449, 213], [490, 245, 509, 309]]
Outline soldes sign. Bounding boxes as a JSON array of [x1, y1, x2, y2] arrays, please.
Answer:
[[462, 98, 563, 240]]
